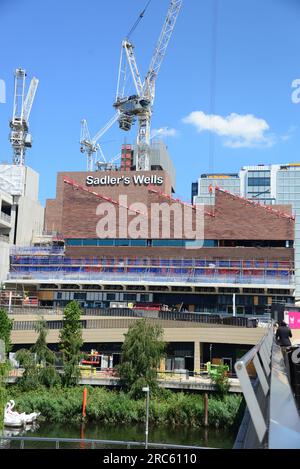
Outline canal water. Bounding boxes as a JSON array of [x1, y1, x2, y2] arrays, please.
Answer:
[[6, 422, 235, 449]]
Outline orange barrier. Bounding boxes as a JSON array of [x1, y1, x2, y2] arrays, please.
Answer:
[[82, 387, 88, 418]]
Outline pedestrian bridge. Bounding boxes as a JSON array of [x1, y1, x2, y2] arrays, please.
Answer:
[[234, 325, 300, 449]]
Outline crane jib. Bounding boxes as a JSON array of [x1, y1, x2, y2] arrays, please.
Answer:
[[115, 0, 183, 172]]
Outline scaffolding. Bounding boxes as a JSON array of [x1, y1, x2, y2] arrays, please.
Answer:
[[9, 254, 294, 286]]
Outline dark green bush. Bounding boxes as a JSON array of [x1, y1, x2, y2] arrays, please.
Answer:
[[8, 386, 242, 429]]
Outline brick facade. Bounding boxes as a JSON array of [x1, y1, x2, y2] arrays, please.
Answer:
[[45, 170, 172, 232], [45, 171, 294, 262]]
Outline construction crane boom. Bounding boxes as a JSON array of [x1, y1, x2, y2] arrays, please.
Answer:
[[145, 0, 182, 102], [92, 113, 119, 144], [114, 0, 183, 171], [23, 77, 39, 123], [80, 112, 120, 172], [123, 40, 144, 97], [10, 68, 39, 166]]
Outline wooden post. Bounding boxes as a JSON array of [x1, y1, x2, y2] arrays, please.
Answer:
[[82, 387, 88, 418], [203, 393, 209, 427]]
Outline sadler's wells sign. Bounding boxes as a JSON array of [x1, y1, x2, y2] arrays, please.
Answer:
[[86, 174, 163, 187]]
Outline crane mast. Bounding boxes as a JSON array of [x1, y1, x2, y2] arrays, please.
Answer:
[[80, 113, 120, 171], [114, 0, 183, 171], [9, 68, 39, 166]]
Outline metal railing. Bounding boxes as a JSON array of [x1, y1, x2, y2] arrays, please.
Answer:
[[234, 326, 300, 448], [268, 343, 300, 449], [234, 325, 273, 447], [9, 254, 293, 269], [11, 310, 261, 330], [7, 271, 294, 286], [10, 246, 65, 255], [0, 435, 212, 450]]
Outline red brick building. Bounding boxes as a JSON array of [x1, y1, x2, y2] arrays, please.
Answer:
[[8, 169, 296, 314]]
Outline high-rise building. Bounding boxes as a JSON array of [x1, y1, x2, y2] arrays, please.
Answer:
[[193, 163, 300, 300], [193, 173, 240, 205], [276, 164, 300, 301], [240, 164, 280, 204]]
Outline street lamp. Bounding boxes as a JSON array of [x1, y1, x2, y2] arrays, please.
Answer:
[[142, 386, 150, 449]]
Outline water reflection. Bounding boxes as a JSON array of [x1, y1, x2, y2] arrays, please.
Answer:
[[9, 422, 235, 449]]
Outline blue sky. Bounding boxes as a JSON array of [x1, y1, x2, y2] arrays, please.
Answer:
[[0, 0, 299, 204]]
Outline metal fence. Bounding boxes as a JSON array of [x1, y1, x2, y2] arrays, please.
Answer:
[[0, 435, 212, 450]]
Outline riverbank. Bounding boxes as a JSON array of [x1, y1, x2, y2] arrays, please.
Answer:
[[8, 386, 243, 429]]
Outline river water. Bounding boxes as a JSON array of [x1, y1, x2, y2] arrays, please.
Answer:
[[6, 422, 235, 449]]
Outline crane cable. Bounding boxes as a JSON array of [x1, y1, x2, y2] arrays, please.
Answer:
[[126, 0, 152, 39], [209, 0, 219, 173]]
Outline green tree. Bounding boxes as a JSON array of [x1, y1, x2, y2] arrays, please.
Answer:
[[209, 365, 230, 397], [15, 349, 40, 391], [0, 308, 13, 353], [0, 360, 10, 431], [0, 308, 13, 429], [31, 318, 55, 365], [118, 318, 166, 398], [59, 301, 83, 386], [16, 320, 61, 390]]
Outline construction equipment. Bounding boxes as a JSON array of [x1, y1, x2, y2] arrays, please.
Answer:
[[114, 0, 183, 171], [9, 68, 39, 166], [80, 114, 120, 172]]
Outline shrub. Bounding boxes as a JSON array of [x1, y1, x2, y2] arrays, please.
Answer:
[[8, 386, 242, 429]]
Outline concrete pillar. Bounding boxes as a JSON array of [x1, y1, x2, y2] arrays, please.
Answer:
[[194, 340, 201, 373]]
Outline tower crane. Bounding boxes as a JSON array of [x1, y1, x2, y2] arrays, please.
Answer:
[[80, 113, 120, 172], [113, 0, 183, 171], [9, 68, 39, 166]]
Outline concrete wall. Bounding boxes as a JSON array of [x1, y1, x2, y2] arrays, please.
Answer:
[[0, 165, 44, 246], [16, 196, 44, 245], [24, 167, 39, 201], [0, 241, 9, 281]]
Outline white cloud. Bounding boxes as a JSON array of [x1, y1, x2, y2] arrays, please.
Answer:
[[182, 111, 276, 148], [151, 127, 178, 139]]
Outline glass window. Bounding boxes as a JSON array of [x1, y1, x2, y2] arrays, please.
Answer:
[[115, 239, 130, 246], [74, 292, 86, 300], [66, 239, 83, 246], [152, 239, 184, 247], [131, 240, 147, 246], [123, 293, 137, 301], [98, 239, 114, 246], [247, 177, 270, 186], [82, 239, 97, 246], [140, 294, 150, 302], [106, 293, 116, 301]]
